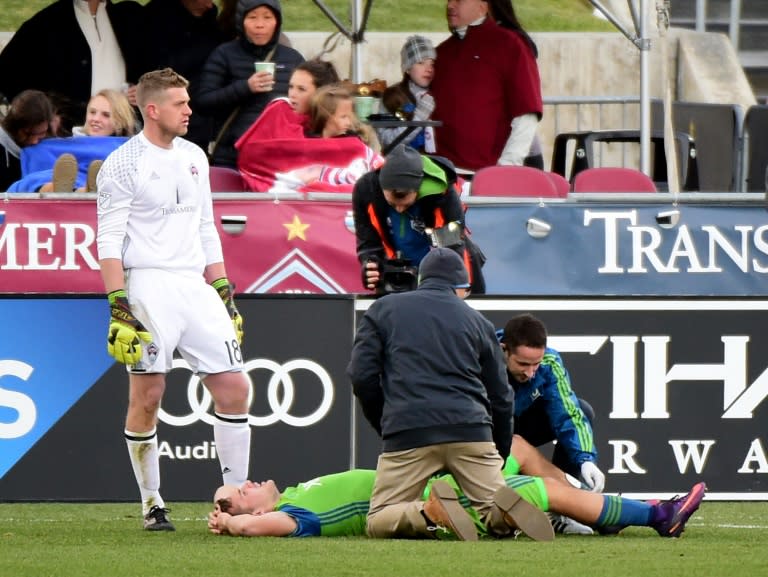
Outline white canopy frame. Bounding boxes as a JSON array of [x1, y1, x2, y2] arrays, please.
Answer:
[[312, 0, 370, 82], [588, 0, 653, 178]]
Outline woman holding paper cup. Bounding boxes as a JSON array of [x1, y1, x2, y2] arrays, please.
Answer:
[[235, 59, 341, 147], [196, 0, 304, 167]]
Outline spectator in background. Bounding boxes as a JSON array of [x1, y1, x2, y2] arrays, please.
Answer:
[[351, 144, 485, 295], [218, 0, 292, 47], [380, 35, 437, 154], [281, 85, 384, 187], [236, 59, 340, 145], [308, 85, 379, 146], [498, 313, 605, 492], [196, 0, 304, 167], [236, 73, 385, 193], [8, 89, 137, 193], [144, 0, 227, 149], [0, 0, 148, 129], [72, 89, 138, 138], [47, 92, 83, 138], [430, 0, 543, 172], [0, 90, 54, 191]]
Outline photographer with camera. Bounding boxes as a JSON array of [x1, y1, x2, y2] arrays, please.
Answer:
[[351, 143, 484, 295]]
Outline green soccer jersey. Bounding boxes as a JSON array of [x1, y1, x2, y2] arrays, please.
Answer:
[[273, 457, 547, 538], [275, 470, 375, 537]]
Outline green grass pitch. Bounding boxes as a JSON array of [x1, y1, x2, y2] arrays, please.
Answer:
[[1, 501, 766, 577]]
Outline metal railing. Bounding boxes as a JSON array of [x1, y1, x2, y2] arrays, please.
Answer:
[[691, 0, 743, 49], [542, 95, 643, 175], [542, 95, 747, 191]]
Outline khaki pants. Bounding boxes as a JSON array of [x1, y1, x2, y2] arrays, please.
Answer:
[[366, 441, 511, 538]]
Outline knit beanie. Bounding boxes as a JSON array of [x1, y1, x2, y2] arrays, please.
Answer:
[[418, 247, 470, 289], [379, 144, 423, 191], [400, 35, 436, 74]]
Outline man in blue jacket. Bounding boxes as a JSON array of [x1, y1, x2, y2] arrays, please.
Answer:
[[499, 313, 606, 492]]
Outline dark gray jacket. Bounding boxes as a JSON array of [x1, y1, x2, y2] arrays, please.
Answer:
[[195, 0, 304, 167], [348, 278, 514, 461]]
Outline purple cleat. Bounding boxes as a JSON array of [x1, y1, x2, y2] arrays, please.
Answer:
[[650, 482, 706, 538]]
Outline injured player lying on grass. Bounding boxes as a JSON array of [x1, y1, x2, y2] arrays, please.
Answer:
[[208, 435, 705, 540]]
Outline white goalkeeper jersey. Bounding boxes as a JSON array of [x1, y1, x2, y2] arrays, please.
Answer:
[[96, 132, 223, 275]]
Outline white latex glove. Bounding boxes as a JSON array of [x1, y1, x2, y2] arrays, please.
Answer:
[[580, 461, 605, 493]]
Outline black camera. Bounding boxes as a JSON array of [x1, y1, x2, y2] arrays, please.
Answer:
[[380, 257, 418, 294]]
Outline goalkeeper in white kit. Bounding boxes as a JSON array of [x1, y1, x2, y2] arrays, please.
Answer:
[[96, 68, 251, 532]]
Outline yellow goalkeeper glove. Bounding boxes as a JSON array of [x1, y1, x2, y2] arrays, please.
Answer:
[[212, 277, 244, 344], [107, 289, 153, 365]]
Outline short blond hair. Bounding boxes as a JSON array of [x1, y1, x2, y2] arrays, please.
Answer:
[[136, 68, 189, 112], [87, 89, 137, 136]]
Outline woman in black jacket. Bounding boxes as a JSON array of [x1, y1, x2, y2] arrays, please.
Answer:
[[196, 0, 304, 167]]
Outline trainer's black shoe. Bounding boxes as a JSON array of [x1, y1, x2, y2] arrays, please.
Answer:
[[144, 505, 176, 531]]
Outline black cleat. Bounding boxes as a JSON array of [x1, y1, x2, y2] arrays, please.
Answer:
[[144, 505, 176, 531]]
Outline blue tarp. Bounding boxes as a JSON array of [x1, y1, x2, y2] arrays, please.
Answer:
[[7, 136, 127, 192]]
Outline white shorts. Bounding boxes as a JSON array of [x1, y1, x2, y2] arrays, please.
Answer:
[[125, 268, 244, 375]]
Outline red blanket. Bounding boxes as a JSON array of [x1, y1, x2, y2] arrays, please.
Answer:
[[236, 99, 307, 145], [236, 99, 374, 193]]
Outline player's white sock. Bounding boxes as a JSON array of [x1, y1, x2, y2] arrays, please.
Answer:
[[213, 413, 251, 486], [125, 428, 164, 516]]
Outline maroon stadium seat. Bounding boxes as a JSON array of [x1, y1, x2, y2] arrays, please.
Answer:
[[470, 165, 563, 197], [210, 166, 246, 192], [544, 171, 571, 196], [572, 167, 658, 193]]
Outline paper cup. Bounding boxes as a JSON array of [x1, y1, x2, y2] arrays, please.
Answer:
[[254, 62, 276, 75], [354, 96, 376, 121]]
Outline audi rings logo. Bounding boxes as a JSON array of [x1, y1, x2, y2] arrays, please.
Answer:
[[159, 358, 334, 428]]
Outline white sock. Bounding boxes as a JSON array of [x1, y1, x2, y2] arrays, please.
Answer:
[[213, 413, 251, 486], [125, 428, 164, 516]]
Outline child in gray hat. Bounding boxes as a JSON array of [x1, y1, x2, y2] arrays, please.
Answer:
[[380, 35, 437, 153]]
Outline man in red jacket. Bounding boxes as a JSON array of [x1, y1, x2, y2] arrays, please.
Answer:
[[431, 0, 543, 171]]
